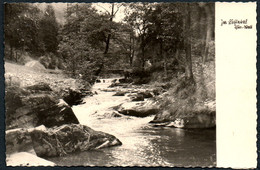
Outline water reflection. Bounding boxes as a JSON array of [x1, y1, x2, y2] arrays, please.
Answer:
[[141, 127, 216, 167], [48, 125, 215, 166], [47, 78, 216, 167]]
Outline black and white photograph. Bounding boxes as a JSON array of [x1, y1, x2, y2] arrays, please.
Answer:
[[2, 1, 256, 168]]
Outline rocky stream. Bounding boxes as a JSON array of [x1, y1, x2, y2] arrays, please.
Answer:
[[47, 78, 216, 167], [5, 73, 215, 167]]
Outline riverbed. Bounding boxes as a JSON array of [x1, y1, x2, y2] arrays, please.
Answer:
[[47, 78, 216, 167]]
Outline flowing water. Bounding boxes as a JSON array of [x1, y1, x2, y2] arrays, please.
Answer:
[[48, 78, 216, 167]]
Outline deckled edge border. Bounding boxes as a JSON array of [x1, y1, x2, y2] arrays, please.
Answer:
[[0, 0, 258, 170]]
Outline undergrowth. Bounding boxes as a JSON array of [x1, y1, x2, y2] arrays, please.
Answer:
[[150, 47, 215, 120]]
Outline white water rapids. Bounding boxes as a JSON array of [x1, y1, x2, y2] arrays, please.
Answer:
[[73, 78, 155, 136], [47, 78, 216, 167]]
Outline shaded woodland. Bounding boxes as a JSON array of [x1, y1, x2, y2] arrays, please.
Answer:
[[4, 3, 216, 166], [4, 2, 215, 122], [5, 3, 214, 78]]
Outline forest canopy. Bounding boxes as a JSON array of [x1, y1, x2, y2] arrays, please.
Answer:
[[4, 2, 215, 87]]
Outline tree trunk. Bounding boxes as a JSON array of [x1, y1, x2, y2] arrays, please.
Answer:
[[160, 39, 167, 77], [10, 45, 13, 61], [15, 51, 18, 63], [129, 35, 133, 66], [184, 4, 194, 81], [174, 48, 180, 61], [104, 4, 114, 55], [203, 28, 210, 63], [132, 37, 135, 66], [198, 6, 203, 37], [95, 64, 103, 76], [163, 55, 167, 77], [141, 34, 145, 71], [72, 60, 76, 77], [198, 6, 206, 57], [142, 46, 145, 71], [104, 34, 111, 55], [100, 4, 115, 76], [174, 47, 181, 72], [202, 4, 213, 63]]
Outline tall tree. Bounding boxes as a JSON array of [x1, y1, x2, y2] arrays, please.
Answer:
[[59, 4, 98, 78], [39, 5, 59, 53], [145, 3, 183, 75], [59, 3, 126, 80], [198, 3, 214, 63], [183, 3, 194, 81], [124, 3, 153, 70], [93, 3, 123, 75], [111, 22, 136, 67], [4, 3, 41, 60]]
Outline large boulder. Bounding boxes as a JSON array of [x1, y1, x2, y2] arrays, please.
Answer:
[[169, 111, 215, 128], [151, 110, 215, 129], [63, 88, 84, 106], [131, 94, 144, 101], [30, 124, 122, 157], [25, 82, 52, 93], [5, 86, 37, 129], [139, 91, 153, 98], [150, 101, 216, 128], [6, 124, 122, 158], [113, 91, 126, 96], [119, 78, 132, 83], [150, 110, 172, 124], [5, 85, 79, 130], [6, 127, 35, 155], [98, 111, 122, 119], [37, 99, 79, 128], [116, 100, 159, 117]]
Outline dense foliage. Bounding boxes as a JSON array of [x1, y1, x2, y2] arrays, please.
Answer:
[[4, 2, 215, 88], [4, 4, 60, 60]]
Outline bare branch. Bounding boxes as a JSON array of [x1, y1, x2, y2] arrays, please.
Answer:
[[113, 4, 123, 16], [96, 4, 110, 15]]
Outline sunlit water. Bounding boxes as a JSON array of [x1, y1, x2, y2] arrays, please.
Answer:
[[48, 78, 216, 167]]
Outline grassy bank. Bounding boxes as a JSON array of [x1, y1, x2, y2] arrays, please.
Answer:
[[148, 54, 215, 127]]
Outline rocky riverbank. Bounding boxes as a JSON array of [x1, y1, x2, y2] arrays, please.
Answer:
[[5, 62, 122, 166], [108, 80, 216, 129], [5, 61, 215, 166], [149, 79, 216, 129]]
